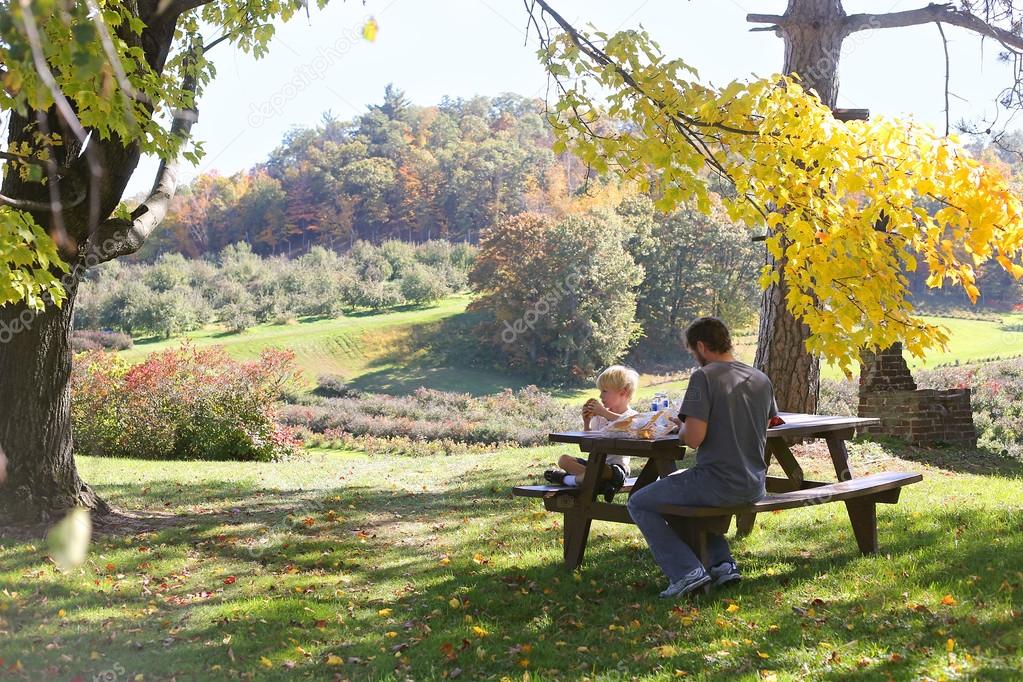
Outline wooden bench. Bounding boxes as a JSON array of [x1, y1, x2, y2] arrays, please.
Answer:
[[658, 471, 923, 566]]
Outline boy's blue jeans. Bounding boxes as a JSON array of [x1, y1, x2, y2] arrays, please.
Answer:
[[627, 468, 748, 582]]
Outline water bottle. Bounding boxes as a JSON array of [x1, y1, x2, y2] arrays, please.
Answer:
[[661, 394, 670, 411], [650, 393, 660, 412]]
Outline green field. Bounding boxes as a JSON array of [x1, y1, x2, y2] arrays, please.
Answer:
[[3, 440, 1022, 680], [117, 297, 1023, 401]]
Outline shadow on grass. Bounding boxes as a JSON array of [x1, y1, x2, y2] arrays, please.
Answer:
[[3, 463, 1023, 680], [873, 437, 1023, 478]]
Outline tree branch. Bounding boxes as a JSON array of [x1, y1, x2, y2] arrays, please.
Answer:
[[85, 62, 198, 264], [845, 3, 1023, 53]]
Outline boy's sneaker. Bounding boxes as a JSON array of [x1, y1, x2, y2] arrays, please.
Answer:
[[544, 469, 567, 485], [659, 567, 712, 598], [601, 464, 627, 502], [709, 560, 741, 587]]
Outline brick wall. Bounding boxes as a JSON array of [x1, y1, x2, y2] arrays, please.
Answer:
[[857, 344, 977, 447]]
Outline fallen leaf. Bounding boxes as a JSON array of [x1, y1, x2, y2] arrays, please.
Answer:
[[223, 576, 236, 585], [472, 626, 488, 638], [378, 608, 393, 617], [947, 638, 955, 653], [448, 598, 461, 609], [941, 594, 957, 606], [259, 656, 273, 669], [326, 654, 343, 666], [726, 604, 740, 613]]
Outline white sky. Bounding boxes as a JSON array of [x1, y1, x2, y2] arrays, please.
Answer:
[[126, 0, 1023, 196]]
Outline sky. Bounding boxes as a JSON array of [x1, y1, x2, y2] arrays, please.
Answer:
[[126, 0, 1023, 195]]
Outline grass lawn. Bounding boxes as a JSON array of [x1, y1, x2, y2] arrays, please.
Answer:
[[113, 297, 1023, 401], [3, 442, 1023, 680]]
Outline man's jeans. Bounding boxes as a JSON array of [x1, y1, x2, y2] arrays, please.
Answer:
[[627, 468, 751, 582]]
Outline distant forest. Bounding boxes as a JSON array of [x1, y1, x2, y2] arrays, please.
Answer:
[[140, 86, 582, 258], [135, 86, 1023, 312]]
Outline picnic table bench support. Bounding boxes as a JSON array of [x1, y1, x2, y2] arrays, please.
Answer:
[[736, 438, 806, 537]]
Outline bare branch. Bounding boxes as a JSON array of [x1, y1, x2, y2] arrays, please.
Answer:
[[845, 3, 1023, 53], [937, 21, 951, 136], [0, 192, 54, 211], [746, 13, 786, 26]]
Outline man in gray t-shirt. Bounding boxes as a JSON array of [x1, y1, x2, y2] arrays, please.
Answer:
[[627, 317, 779, 599]]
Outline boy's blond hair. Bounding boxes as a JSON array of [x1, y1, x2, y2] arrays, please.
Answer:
[[596, 365, 640, 396]]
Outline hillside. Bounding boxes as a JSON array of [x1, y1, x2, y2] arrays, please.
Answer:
[[116, 296, 1023, 402]]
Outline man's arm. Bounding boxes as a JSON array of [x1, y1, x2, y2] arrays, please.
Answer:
[[679, 417, 707, 449]]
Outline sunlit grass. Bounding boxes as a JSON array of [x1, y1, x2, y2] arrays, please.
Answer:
[[3, 441, 1022, 680]]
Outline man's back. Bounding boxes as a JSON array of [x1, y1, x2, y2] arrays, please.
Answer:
[[680, 360, 777, 502]]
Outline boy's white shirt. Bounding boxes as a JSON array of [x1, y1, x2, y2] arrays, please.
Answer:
[[588, 408, 638, 474]]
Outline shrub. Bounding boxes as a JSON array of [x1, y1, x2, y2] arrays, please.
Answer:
[[315, 373, 359, 398], [72, 330, 133, 353], [72, 344, 302, 461]]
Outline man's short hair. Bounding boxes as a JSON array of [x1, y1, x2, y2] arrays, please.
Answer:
[[685, 317, 732, 354], [596, 365, 640, 395]]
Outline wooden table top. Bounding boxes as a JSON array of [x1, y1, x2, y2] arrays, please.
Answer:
[[549, 412, 880, 453]]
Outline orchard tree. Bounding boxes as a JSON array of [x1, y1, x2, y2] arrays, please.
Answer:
[[0, 0, 372, 520], [526, 0, 1023, 411]]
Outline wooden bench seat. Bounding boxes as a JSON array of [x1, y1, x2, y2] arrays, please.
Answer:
[[658, 471, 922, 560]]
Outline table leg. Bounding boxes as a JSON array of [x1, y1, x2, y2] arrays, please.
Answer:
[[562, 451, 606, 570], [655, 457, 678, 478], [628, 458, 660, 498], [825, 434, 853, 481]]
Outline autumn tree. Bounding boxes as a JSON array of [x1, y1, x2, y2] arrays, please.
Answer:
[[526, 0, 1023, 410], [469, 211, 642, 382]]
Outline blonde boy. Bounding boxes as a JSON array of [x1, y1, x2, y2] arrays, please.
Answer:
[[544, 365, 639, 501]]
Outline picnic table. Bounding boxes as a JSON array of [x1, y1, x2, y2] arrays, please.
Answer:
[[513, 412, 921, 570]]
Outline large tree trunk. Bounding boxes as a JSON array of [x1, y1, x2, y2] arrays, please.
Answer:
[[0, 280, 108, 521], [754, 0, 846, 412]]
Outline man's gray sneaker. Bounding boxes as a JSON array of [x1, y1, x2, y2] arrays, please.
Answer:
[[659, 568, 712, 598], [709, 560, 741, 587]]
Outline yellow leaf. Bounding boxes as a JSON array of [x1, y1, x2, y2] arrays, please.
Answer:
[[326, 654, 343, 666], [385, 631, 398, 638], [439, 556, 451, 566], [449, 597, 461, 609], [725, 603, 740, 613], [947, 638, 955, 653], [657, 644, 679, 658], [757, 651, 770, 659], [362, 17, 379, 42], [259, 656, 273, 669], [472, 625, 489, 638], [378, 608, 393, 617]]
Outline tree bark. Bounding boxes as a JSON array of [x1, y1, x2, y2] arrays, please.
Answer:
[[0, 278, 108, 521], [753, 0, 847, 412]]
